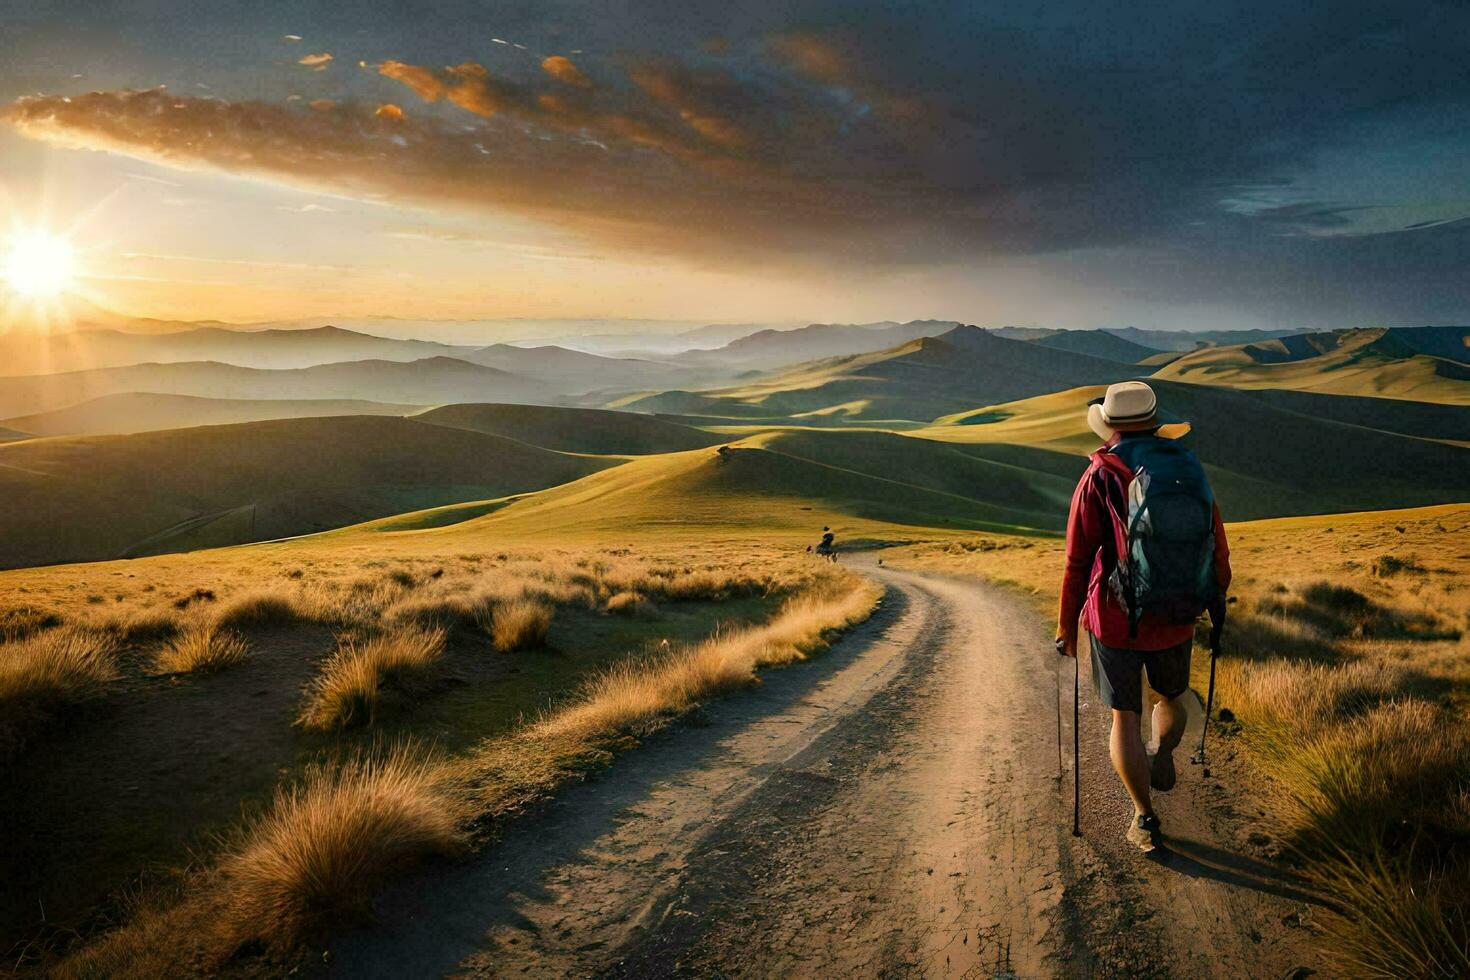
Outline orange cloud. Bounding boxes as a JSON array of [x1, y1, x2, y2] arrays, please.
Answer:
[[541, 55, 593, 89], [627, 61, 753, 150], [442, 62, 521, 118], [767, 32, 934, 130], [379, 60, 445, 102], [297, 52, 334, 70], [309, 98, 336, 111], [767, 34, 849, 86], [1, 90, 764, 256], [380, 59, 729, 168], [1, 62, 967, 266]]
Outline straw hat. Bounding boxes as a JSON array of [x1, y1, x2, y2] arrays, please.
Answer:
[[1087, 381, 1191, 442]]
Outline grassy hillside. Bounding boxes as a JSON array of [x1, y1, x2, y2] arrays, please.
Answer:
[[2, 393, 421, 436], [1153, 327, 1470, 404], [627, 325, 1138, 423], [1376, 324, 1470, 363], [415, 403, 724, 454], [0, 416, 614, 568], [918, 381, 1470, 518], [377, 428, 1090, 546], [0, 356, 553, 418], [1029, 329, 1160, 362]]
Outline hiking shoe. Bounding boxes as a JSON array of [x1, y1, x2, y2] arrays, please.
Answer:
[[1126, 813, 1162, 853], [1149, 746, 1177, 792]]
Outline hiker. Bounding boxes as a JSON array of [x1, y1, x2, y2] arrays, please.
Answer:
[[1055, 381, 1231, 852], [815, 527, 838, 562]]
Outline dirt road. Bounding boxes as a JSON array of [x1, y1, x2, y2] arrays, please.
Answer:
[[334, 565, 1322, 978]]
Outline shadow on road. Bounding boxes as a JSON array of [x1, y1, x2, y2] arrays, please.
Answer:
[[1151, 835, 1339, 911]]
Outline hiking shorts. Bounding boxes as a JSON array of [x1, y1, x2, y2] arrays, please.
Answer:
[[1089, 634, 1192, 714]]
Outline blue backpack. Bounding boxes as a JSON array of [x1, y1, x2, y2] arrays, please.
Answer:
[[1105, 437, 1220, 637]]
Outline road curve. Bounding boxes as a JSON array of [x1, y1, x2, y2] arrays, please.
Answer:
[[333, 563, 1320, 978]]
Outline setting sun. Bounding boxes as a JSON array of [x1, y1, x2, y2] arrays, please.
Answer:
[[2, 230, 77, 299]]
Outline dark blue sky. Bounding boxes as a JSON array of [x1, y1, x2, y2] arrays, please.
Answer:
[[1, 0, 1466, 327]]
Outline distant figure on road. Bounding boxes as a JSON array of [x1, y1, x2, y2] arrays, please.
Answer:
[[1056, 381, 1231, 852], [814, 527, 838, 563]]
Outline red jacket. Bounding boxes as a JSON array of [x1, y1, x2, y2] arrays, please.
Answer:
[[1058, 441, 1231, 651]]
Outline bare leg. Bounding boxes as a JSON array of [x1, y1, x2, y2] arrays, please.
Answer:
[[1151, 694, 1188, 755], [1110, 709, 1153, 816]]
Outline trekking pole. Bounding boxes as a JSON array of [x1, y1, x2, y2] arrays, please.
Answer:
[[1191, 602, 1226, 775], [1054, 645, 1064, 782], [1072, 653, 1082, 837]]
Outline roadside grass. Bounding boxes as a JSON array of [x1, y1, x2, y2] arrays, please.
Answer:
[[154, 624, 251, 675], [0, 627, 119, 754], [888, 504, 1470, 978], [468, 568, 882, 819], [296, 627, 447, 731], [33, 550, 879, 972]]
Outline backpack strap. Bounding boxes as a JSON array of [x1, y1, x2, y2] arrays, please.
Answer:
[[1090, 451, 1137, 631]]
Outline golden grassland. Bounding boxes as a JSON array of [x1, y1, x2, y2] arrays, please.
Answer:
[[888, 502, 1470, 977], [0, 537, 879, 974]]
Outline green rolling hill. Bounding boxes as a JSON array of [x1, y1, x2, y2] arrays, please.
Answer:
[[0, 416, 615, 569], [415, 403, 724, 455]]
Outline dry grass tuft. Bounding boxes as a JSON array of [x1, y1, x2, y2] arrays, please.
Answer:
[[154, 625, 251, 675], [385, 568, 417, 588], [0, 628, 119, 752], [297, 627, 446, 731], [385, 589, 495, 632], [0, 604, 63, 641], [219, 745, 468, 948], [604, 591, 648, 616], [109, 606, 183, 644], [491, 599, 552, 652], [213, 590, 306, 630]]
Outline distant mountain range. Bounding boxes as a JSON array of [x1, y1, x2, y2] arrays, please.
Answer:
[[1026, 330, 1162, 363], [0, 325, 706, 392], [989, 325, 1315, 353], [666, 320, 963, 371], [457, 344, 695, 395], [627, 324, 1139, 422], [0, 325, 460, 374], [1100, 326, 1310, 352], [1, 393, 421, 437], [0, 357, 552, 419]]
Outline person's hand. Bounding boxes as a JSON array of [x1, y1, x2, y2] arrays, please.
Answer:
[[1054, 635, 1077, 658]]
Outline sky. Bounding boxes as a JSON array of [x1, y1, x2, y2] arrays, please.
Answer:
[[0, 0, 1467, 332]]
